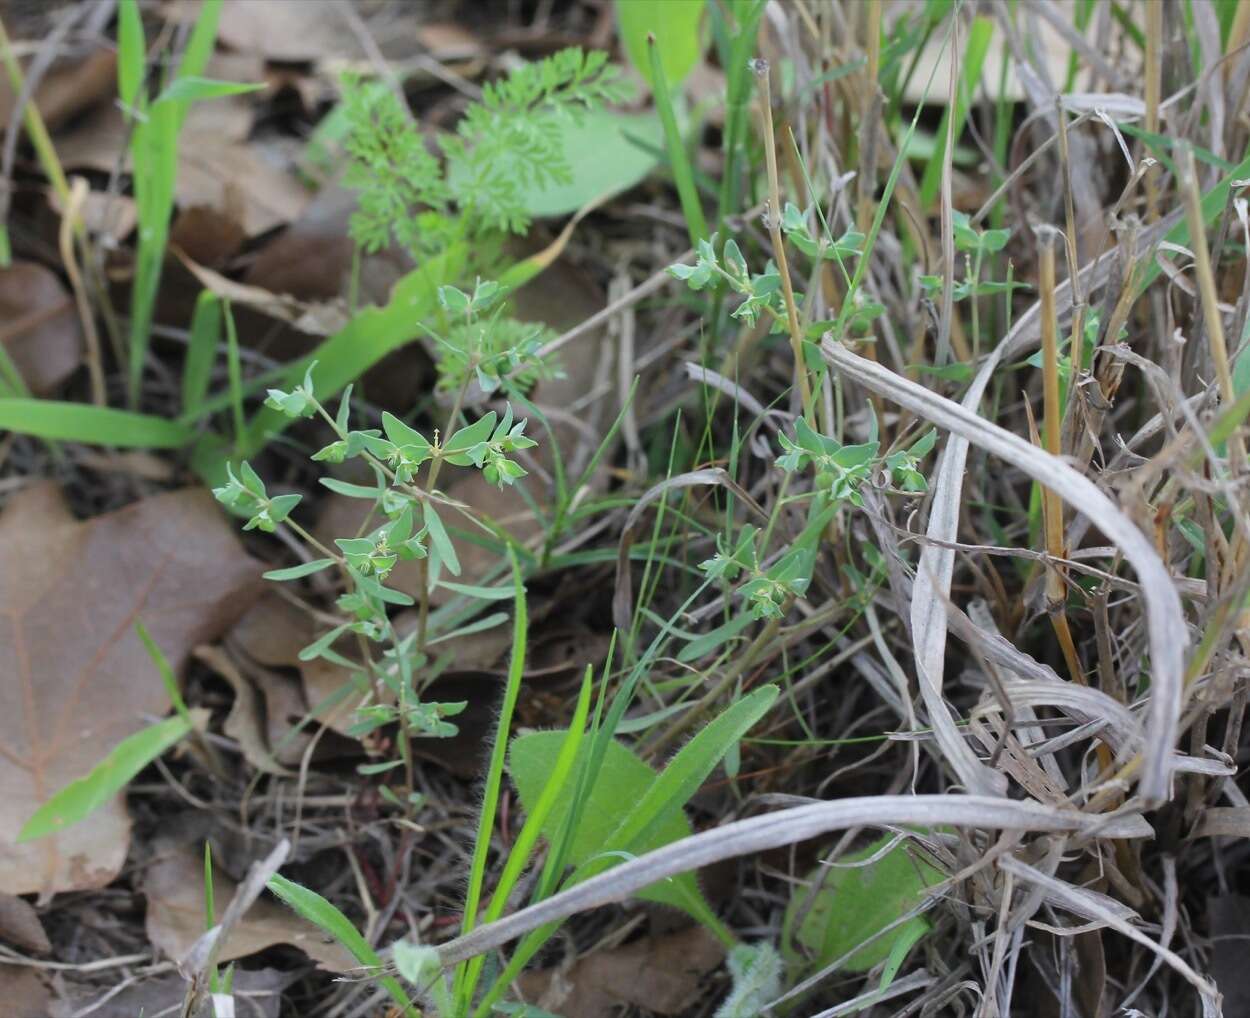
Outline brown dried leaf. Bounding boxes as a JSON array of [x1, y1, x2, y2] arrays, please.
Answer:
[[0, 261, 84, 395], [0, 965, 54, 1018], [0, 893, 49, 953], [516, 927, 725, 1018], [144, 843, 354, 972], [178, 252, 348, 336], [55, 101, 309, 236], [210, 0, 365, 62], [0, 45, 115, 132], [0, 485, 261, 896]]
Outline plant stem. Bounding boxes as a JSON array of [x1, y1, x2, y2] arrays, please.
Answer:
[[754, 61, 814, 421]]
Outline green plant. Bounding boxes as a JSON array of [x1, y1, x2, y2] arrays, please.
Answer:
[[212, 360, 537, 798], [116, 0, 262, 407], [343, 48, 626, 254], [782, 834, 944, 997]]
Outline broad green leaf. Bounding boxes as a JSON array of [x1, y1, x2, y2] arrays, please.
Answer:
[[442, 413, 497, 459], [263, 558, 337, 581], [783, 833, 943, 974], [521, 108, 666, 218], [617, 0, 706, 88], [267, 875, 414, 1015], [509, 732, 707, 917], [0, 400, 195, 448], [19, 715, 191, 841]]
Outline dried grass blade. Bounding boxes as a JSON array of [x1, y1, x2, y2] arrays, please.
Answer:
[[436, 795, 1151, 966], [821, 337, 1187, 803], [999, 856, 1218, 1002]]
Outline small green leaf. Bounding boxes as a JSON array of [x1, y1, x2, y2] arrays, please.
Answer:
[[423, 503, 461, 576], [263, 558, 337, 581], [19, 715, 191, 841], [442, 413, 497, 461]]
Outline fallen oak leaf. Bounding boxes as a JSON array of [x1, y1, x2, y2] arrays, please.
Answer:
[[0, 484, 261, 896]]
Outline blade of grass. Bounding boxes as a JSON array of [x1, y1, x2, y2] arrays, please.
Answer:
[[452, 546, 528, 1012], [459, 666, 593, 1008], [918, 14, 992, 208], [182, 290, 222, 417], [437, 795, 1151, 966], [648, 35, 708, 246], [0, 399, 196, 447], [267, 875, 415, 1016]]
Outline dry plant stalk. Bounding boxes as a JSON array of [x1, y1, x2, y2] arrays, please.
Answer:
[[754, 60, 814, 420]]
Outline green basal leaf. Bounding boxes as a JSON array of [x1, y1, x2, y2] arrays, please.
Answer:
[[783, 832, 943, 974]]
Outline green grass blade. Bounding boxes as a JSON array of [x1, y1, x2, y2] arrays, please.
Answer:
[[267, 875, 415, 1015], [223, 299, 245, 452], [607, 684, 779, 854], [116, 0, 145, 109], [918, 15, 993, 207], [461, 666, 593, 1008], [648, 37, 708, 246], [0, 399, 195, 447], [454, 547, 528, 1011], [155, 76, 262, 106], [18, 715, 191, 841], [135, 620, 192, 723], [232, 245, 465, 460], [182, 290, 221, 417]]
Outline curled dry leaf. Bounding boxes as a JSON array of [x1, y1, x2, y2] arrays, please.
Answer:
[[0, 261, 84, 395], [516, 926, 725, 1018], [0, 484, 261, 896], [143, 841, 354, 972]]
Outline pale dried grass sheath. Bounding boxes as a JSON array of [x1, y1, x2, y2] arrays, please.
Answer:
[[820, 336, 1188, 804], [436, 794, 1151, 965]]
